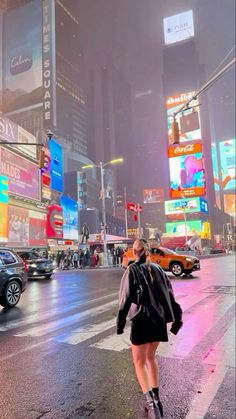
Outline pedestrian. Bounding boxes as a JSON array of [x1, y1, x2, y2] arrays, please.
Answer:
[[117, 239, 183, 418], [73, 251, 79, 269]]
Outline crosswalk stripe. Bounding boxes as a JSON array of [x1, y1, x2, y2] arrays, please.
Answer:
[[89, 292, 211, 353], [91, 327, 131, 351], [159, 294, 234, 359], [202, 318, 235, 367], [55, 319, 116, 345], [0, 293, 117, 333], [15, 299, 117, 337]]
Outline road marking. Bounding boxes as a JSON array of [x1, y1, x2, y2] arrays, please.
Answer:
[[203, 319, 235, 367], [90, 293, 211, 353], [160, 295, 234, 359], [0, 338, 53, 362], [0, 293, 117, 332], [55, 319, 116, 345], [185, 365, 228, 419], [91, 327, 131, 351], [15, 299, 117, 337]]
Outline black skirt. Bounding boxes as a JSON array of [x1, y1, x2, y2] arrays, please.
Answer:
[[130, 312, 168, 345]]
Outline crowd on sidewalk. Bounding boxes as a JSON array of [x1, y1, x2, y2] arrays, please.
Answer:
[[49, 247, 125, 269]]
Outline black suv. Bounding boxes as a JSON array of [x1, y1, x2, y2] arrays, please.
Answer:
[[17, 251, 55, 279], [0, 248, 28, 308]]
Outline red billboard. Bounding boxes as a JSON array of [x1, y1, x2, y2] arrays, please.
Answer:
[[46, 205, 63, 238], [0, 147, 40, 200], [28, 210, 47, 246]]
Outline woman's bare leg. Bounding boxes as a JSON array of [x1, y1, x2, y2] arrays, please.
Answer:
[[131, 343, 151, 393], [146, 342, 160, 388]]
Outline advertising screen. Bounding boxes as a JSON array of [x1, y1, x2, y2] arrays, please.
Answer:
[[49, 139, 63, 192], [211, 143, 220, 191], [224, 195, 236, 217], [60, 196, 78, 240], [166, 220, 202, 236], [0, 175, 8, 203], [143, 188, 164, 204], [219, 139, 236, 191], [0, 115, 37, 159], [163, 10, 194, 45], [3, 0, 42, 115], [166, 92, 201, 144], [0, 147, 40, 200], [28, 210, 47, 246], [46, 205, 63, 239], [8, 205, 29, 247], [0, 203, 8, 242], [168, 143, 206, 198], [165, 197, 199, 215]]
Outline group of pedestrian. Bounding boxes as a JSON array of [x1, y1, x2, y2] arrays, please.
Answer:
[[51, 249, 92, 270]]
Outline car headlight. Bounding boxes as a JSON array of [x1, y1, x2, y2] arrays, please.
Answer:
[[186, 258, 193, 262], [30, 263, 37, 268]]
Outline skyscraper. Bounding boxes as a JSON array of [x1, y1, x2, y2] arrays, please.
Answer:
[[1, 0, 88, 159]]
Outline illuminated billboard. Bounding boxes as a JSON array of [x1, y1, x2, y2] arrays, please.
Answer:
[[0, 147, 40, 200], [60, 196, 78, 240], [166, 220, 202, 236], [168, 143, 206, 198], [211, 143, 220, 191], [49, 139, 63, 192], [46, 204, 63, 239], [219, 139, 236, 191], [163, 10, 194, 45], [0, 115, 37, 159], [0, 175, 8, 203], [165, 197, 208, 215], [28, 210, 47, 246], [143, 188, 164, 204], [3, 0, 42, 115], [224, 195, 236, 217], [0, 203, 8, 243], [8, 206, 29, 247], [166, 92, 201, 144]]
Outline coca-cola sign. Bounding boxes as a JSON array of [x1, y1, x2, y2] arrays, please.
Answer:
[[174, 144, 195, 155], [168, 142, 202, 157]]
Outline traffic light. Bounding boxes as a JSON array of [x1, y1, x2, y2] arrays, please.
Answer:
[[38, 146, 50, 171], [172, 119, 180, 144]]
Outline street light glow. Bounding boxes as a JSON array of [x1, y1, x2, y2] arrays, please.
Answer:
[[109, 157, 124, 165], [81, 164, 94, 169]]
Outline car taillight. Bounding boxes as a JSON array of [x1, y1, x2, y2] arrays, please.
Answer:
[[23, 260, 28, 272]]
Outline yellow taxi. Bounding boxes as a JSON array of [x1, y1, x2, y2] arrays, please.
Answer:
[[122, 246, 200, 276]]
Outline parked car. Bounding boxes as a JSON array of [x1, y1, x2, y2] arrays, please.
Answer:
[[17, 251, 55, 279], [122, 246, 200, 276], [0, 248, 28, 308]]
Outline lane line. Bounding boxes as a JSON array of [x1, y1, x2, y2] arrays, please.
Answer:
[[0, 338, 53, 362], [185, 365, 228, 419], [0, 292, 117, 332], [15, 299, 117, 337]]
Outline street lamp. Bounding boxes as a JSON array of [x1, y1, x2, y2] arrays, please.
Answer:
[[82, 157, 124, 267]]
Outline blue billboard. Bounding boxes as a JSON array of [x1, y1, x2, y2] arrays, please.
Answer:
[[60, 196, 78, 240], [50, 139, 63, 192], [0, 176, 9, 204]]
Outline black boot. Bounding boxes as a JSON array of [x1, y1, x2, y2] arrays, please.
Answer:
[[144, 391, 162, 419], [152, 388, 163, 417]]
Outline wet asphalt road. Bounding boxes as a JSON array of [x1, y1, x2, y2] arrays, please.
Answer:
[[0, 255, 235, 419]]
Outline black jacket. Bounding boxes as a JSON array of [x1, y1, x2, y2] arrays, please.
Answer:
[[117, 262, 182, 334]]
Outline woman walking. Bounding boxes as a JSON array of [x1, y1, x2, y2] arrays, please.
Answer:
[[117, 240, 183, 418]]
